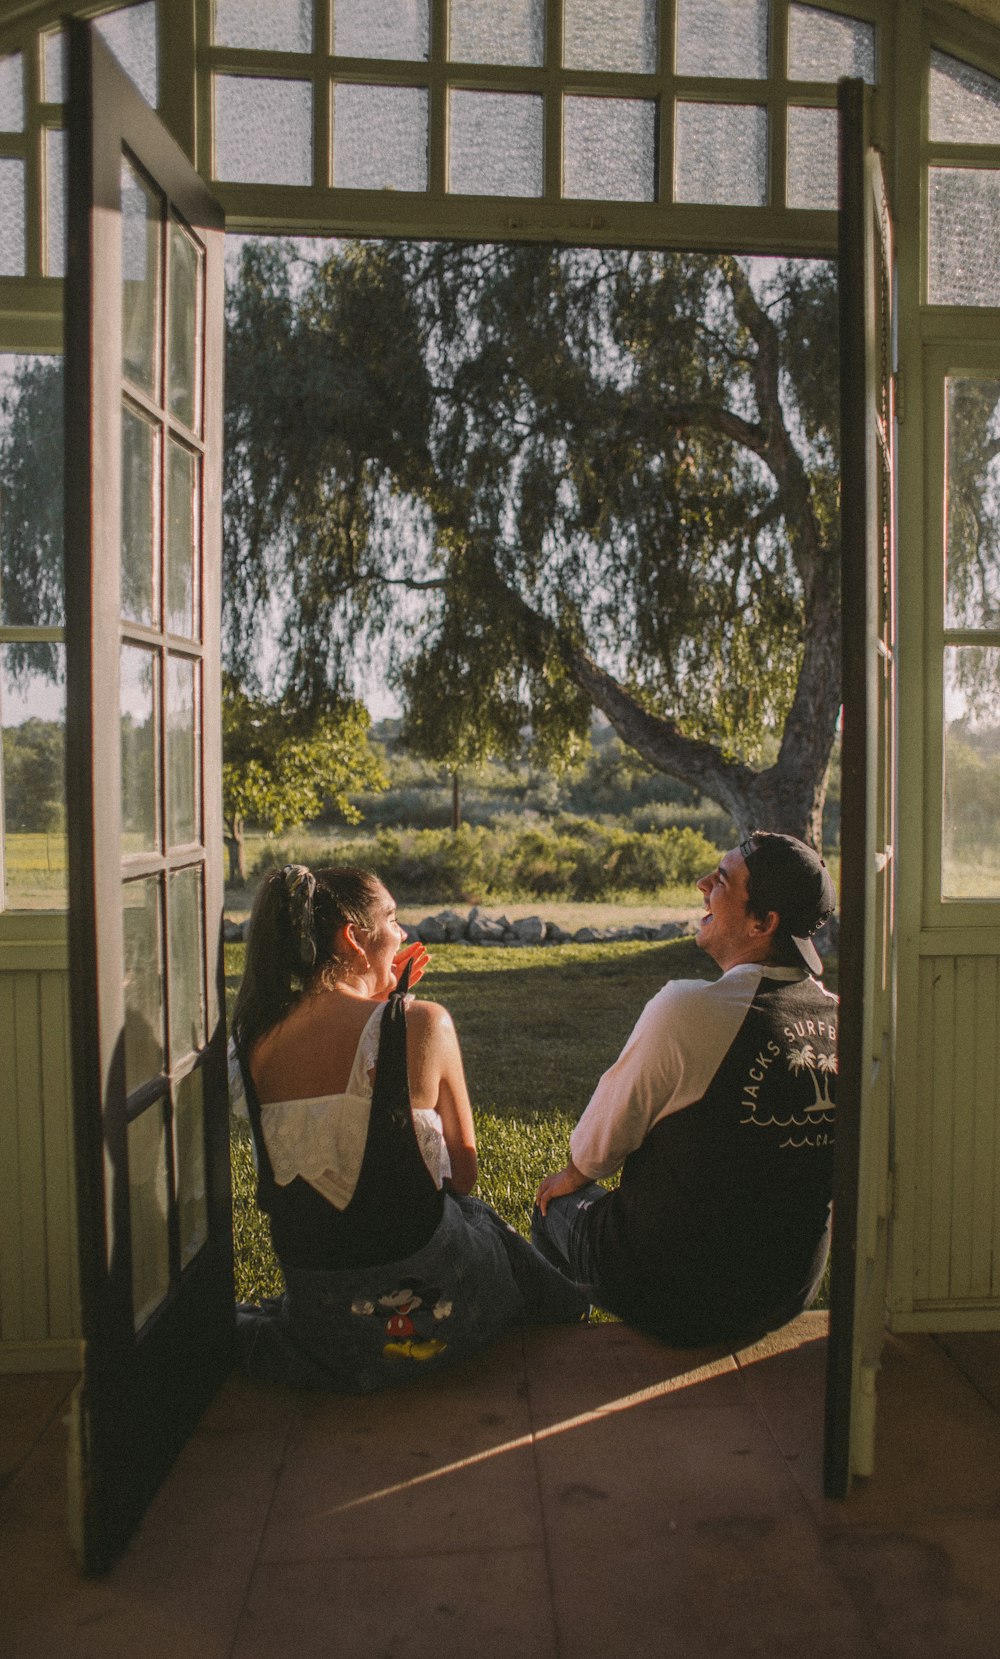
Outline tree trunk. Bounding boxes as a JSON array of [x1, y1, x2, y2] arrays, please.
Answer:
[[224, 816, 247, 886], [451, 770, 461, 832]]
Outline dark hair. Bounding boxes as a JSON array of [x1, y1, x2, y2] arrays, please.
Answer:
[[231, 864, 384, 1055]]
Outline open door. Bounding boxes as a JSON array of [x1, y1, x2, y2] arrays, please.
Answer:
[[63, 22, 232, 1573], [824, 79, 897, 1499]]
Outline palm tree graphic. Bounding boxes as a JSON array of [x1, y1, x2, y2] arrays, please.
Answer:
[[787, 1042, 824, 1108], [815, 1049, 837, 1104]]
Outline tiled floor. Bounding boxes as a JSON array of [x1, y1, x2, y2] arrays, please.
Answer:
[[2, 1315, 999, 1658]]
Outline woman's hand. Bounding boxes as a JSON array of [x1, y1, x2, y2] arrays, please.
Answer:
[[535, 1160, 590, 1216], [392, 940, 430, 990]]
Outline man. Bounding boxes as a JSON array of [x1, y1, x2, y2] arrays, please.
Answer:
[[533, 831, 839, 1348]]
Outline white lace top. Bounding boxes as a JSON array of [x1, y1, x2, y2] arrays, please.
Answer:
[[228, 1002, 451, 1209]]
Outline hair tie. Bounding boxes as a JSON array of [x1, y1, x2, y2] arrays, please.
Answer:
[[280, 864, 317, 968]]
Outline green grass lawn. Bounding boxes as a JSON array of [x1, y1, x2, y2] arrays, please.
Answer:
[[227, 937, 836, 1308]]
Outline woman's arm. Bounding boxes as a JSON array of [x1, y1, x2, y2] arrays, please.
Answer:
[[405, 1000, 478, 1195]]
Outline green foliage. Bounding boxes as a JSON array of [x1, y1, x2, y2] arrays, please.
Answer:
[[0, 357, 64, 685], [1, 717, 65, 831], [222, 674, 387, 837], [252, 817, 720, 903]]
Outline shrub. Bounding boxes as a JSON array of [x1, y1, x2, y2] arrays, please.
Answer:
[[252, 819, 721, 902]]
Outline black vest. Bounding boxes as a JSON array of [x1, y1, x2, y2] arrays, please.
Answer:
[[589, 974, 837, 1346]]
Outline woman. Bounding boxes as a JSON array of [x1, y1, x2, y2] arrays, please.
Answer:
[[231, 863, 586, 1391]]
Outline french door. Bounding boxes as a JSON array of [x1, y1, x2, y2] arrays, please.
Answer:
[[63, 21, 232, 1573], [824, 79, 897, 1499]]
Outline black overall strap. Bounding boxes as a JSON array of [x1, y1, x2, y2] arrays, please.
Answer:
[[234, 1042, 279, 1213]]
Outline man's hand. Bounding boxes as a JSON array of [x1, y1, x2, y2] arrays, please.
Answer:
[[535, 1160, 590, 1216]]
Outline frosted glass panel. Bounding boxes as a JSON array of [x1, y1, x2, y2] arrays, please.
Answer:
[[930, 52, 1000, 145], [335, 0, 430, 59], [0, 160, 25, 276], [123, 876, 165, 1090], [0, 54, 23, 131], [928, 168, 1000, 307], [166, 441, 198, 638], [128, 1103, 170, 1327], [945, 378, 1000, 630], [448, 92, 543, 196], [45, 129, 67, 278], [167, 655, 198, 848], [175, 1068, 208, 1269], [169, 868, 205, 1060], [169, 219, 201, 431], [122, 157, 162, 395], [43, 31, 67, 103], [563, 0, 656, 72], [121, 645, 158, 855], [787, 105, 838, 210], [214, 0, 312, 52], [449, 0, 544, 67], [121, 406, 158, 627], [675, 103, 767, 206], [95, 1, 158, 108], [214, 76, 312, 185], [943, 647, 1000, 898], [787, 4, 875, 85], [564, 98, 656, 202], [333, 84, 428, 190], [0, 354, 64, 628], [0, 645, 67, 908], [676, 0, 767, 80]]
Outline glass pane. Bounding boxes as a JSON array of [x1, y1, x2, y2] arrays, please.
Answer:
[[214, 0, 312, 52], [0, 354, 64, 627], [928, 168, 1000, 308], [943, 646, 1000, 899], [167, 654, 198, 847], [214, 76, 313, 186], [128, 1102, 170, 1327], [787, 3, 875, 85], [122, 157, 162, 396], [0, 54, 24, 131], [563, 98, 656, 202], [166, 440, 198, 638], [95, 2, 158, 109], [930, 51, 1000, 146], [0, 644, 67, 909], [334, 0, 430, 59], [123, 875, 165, 1089], [676, 0, 767, 79], [0, 159, 25, 276], [448, 91, 543, 196], [675, 103, 767, 206], [121, 645, 158, 854], [564, 0, 656, 73], [121, 405, 159, 626], [174, 1067, 208, 1268], [43, 31, 67, 104], [45, 128, 67, 278], [333, 84, 428, 191], [168, 218, 201, 430], [449, 0, 544, 67], [945, 378, 1000, 629], [169, 867, 205, 1060], [786, 105, 838, 210]]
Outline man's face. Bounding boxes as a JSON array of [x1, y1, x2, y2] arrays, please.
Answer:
[[695, 847, 767, 969]]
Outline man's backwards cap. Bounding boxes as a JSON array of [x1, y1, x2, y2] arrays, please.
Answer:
[[738, 831, 837, 976]]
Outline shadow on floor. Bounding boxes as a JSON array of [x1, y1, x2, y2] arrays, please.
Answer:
[[2, 1314, 999, 1658]]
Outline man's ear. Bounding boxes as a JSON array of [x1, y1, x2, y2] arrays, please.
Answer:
[[751, 909, 780, 940]]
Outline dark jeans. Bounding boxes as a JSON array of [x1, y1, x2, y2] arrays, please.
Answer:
[[530, 1181, 610, 1302]]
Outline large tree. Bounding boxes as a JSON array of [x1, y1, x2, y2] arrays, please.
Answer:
[[224, 240, 842, 846]]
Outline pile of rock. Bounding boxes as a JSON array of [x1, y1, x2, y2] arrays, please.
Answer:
[[403, 907, 695, 947]]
